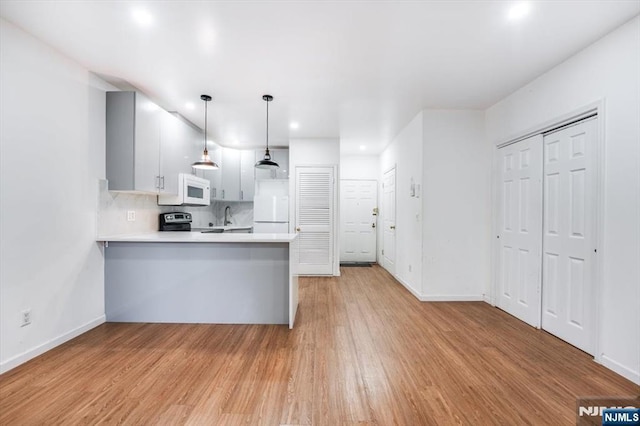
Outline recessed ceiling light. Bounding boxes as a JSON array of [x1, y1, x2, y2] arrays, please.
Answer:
[[132, 8, 153, 27], [290, 122, 299, 130], [359, 145, 366, 151], [508, 2, 530, 21], [185, 102, 195, 110]]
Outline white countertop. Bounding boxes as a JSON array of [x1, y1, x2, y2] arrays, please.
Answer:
[[97, 231, 298, 243], [192, 226, 253, 232]]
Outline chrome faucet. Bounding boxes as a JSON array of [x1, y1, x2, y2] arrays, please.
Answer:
[[224, 205, 232, 226]]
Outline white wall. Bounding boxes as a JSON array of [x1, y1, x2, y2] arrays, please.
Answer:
[[379, 110, 491, 302], [340, 155, 379, 180], [97, 181, 217, 235], [380, 112, 423, 296], [422, 110, 491, 301], [290, 138, 340, 166], [289, 138, 340, 275], [0, 19, 107, 372], [486, 16, 640, 384]]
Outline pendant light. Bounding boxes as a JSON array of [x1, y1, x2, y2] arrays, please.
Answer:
[[192, 94, 219, 170], [255, 94, 279, 169]]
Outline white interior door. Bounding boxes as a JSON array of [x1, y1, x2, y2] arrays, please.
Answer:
[[496, 135, 543, 328], [382, 168, 396, 274], [542, 118, 596, 354], [295, 166, 334, 275], [340, 179, 377, 263]]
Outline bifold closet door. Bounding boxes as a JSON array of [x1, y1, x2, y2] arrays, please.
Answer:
[[496, 135, 543, 328], [541, 118, 596, 355]]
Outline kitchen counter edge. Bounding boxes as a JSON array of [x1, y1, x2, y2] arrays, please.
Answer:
[[97, 232, 298, 243]]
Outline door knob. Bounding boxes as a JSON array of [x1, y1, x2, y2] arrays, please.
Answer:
[[296, 227, 301, 232], [390, 225, 396, 230]]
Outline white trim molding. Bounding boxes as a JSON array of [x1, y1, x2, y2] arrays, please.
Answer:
[[394, 274, 485, 302], [598, 355, 640, 385], [0, 315, 106, 375], [394, 275, 424, 301], [422, 295, 486, 302]]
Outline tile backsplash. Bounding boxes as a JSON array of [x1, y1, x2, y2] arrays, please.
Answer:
[[212, 201, 254, 227], [96, 180, 253, 235]]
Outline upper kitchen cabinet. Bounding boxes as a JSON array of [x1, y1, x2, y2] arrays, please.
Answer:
[[159, 112, 202, 195], [255, 148, 289, 179], [220, 147, 240, 200], [240, 150, 255, 201], [106, 91, 161, 193], [199, 143, 222, 200], [208, 148, 256, 201], [106, 91, 202, 195]]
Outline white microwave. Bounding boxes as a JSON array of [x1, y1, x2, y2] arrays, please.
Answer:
[[158, 173, 210, 206]]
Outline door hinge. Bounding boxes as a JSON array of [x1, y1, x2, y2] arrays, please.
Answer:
[[382, 249, 384, 255]]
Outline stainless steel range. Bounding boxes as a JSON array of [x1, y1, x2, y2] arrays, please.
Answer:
[[159, 212, 191, 231]]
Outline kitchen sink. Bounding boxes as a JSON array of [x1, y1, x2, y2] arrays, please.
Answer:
[[198, 227, 252, 234], [224, 228, 252, 233]]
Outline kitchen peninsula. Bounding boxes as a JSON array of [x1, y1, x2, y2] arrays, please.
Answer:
[[97, 232, 299, 328]]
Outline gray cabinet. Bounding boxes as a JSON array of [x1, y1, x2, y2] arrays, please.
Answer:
[[240, 150, 255, 201], [159, 112, 202, 195], [199, 144, 222, 200], [211, 148, 256, 201], [221, 147, 240, 200], [106, 91, 203, 194], [106, 91, 161, 193]]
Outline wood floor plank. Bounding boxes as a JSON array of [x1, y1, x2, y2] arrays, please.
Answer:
[[1, 264, 637, 425]]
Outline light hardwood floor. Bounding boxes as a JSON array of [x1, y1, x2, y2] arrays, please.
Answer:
[[1, 265, 638, 425]]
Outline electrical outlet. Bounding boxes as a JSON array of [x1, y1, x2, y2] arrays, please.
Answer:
[[127, 211, 136, 222], [21, 309, 31, 327]]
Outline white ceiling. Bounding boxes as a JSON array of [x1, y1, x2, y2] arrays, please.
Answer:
[[1, 1, 638, 154]]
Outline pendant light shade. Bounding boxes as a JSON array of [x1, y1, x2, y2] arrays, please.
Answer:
[[255, 94, 279, 170], [192, 94, 219, 170]]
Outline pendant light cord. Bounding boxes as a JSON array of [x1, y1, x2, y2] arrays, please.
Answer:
[[203, 98, 208, 151], [265, 99, 269, 152]]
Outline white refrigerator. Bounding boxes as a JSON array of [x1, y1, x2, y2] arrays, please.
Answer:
[[253, 194, 289, 233]]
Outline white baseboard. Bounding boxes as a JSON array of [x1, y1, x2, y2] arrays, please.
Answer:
[[598, 355, 640, 385], [483, 294, 493, 305], [395, 276, 425, 301], [393, 275, 485, 303], [422, 295, 485, 302], [0, 315, 106, 375]]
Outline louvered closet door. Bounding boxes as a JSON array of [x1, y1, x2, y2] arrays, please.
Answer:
[[295, 167, 335, 275]]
